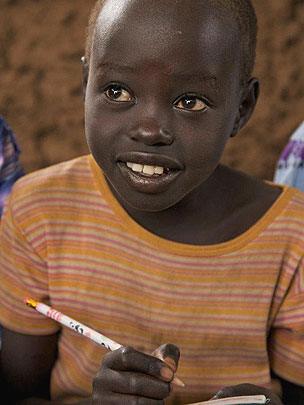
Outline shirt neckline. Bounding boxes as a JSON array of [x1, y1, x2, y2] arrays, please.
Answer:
[[89, 155, 296, 256]]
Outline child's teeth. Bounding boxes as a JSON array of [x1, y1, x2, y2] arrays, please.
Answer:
[[143, 165, 155, 175], [125, 162, 166, 175], [154, 166, 164, 175], [132, 163, 144, 172]]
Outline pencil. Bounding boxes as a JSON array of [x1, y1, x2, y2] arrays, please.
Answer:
[[25, 298, 121, 351], [25, 298, 185, 387]]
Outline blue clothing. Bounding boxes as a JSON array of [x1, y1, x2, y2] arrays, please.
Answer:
[[274, 121, 304, 191], [0, 116, 24, 343], [0, 116, 24, 216]]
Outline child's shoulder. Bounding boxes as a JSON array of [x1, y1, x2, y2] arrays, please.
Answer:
[[12, 155, 91, 195], [279, 181, 304, 215], [6, 155, 95, 216], [227, 165, 304, 213], [209, 165, 304, 243]]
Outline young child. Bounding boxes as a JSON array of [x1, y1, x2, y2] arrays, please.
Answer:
[[0, 0, 304, 404]]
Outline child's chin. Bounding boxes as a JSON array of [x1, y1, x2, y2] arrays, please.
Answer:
[[125, 196, 179, 213]]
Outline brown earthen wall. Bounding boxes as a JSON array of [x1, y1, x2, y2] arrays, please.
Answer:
[[0, 0, 303, 179]]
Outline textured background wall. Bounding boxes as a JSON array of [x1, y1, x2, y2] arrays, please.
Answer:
[[0, 0, 303, 179]]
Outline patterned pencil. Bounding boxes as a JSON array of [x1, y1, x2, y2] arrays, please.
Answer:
[[25, 298, 121, 351], [25, 298, 185, 387]]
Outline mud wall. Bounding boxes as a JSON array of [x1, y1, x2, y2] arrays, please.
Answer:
[[0, 0, 303, 179]]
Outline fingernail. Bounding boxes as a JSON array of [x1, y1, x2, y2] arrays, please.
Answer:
[[172, 376, 185, 387], [163, 356, 177, 372], [160, 367, 174, 380]]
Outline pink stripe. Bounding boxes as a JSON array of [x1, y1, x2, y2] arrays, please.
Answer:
[[188, 370, 270, 383], [276, 312, 304, 322], [272, 217, 304, 227], [53, 295, 267, 320], [44, 233, 286, 269], [54, 359, 81, 394], [49, 254, 286, 276], [53, 286, 272, 303], [1, 262, 45, 292], [265, 227, 304, 238], [61, 336, 99, 380], [271, 347, 304, 370], [184, 345, 267, 354], [50, 298, 266, 334], [2, 235, 45, 267], [49, 253, 280, 276], [19, 170, 91, 188], [49, 263, 275, 290], [52, 270, 272, 299], [185, 352, 267, 361], [15, 197, 111, 215]]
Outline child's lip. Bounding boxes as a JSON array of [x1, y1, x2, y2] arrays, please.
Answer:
[[116, 151, 183, 170]]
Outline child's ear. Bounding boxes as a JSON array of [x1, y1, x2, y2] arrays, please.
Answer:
[[231, 78, 260, 137], [81, 56, 89, 101]]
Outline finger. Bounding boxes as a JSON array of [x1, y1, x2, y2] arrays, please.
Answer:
[[151, 343, 184, 387], [271, 378, 283, 398], [95, 369, 171, 399], [92, 391, 165, 405], [102, 346, 174, 382], [152, 343, 180, 372]]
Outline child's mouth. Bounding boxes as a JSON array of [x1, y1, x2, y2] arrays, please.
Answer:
[[117, 160, 182, 193]]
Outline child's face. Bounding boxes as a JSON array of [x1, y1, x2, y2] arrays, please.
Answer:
[[85, 0, 245, 212]]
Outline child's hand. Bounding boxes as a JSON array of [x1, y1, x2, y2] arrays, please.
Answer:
[[92, 343, 180, 404], [213, 383, 283, 404]]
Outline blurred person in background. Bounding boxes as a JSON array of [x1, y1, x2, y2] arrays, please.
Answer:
[[0, 116, 24, 217], [274, 121, 304, 191]]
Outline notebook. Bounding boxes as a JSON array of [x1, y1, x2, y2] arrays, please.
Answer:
[[188, 395, 269, 405]]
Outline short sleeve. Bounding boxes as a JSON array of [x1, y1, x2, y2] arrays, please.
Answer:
[[269, 257, 304, 386], [0, 188, 59, 335]]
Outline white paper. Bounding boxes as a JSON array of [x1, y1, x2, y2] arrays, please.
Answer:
[[188, 394, 268, 405]]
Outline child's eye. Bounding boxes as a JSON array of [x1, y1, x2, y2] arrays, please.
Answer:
[[174, 95, 207, 112], [104, 84, 133, 102]]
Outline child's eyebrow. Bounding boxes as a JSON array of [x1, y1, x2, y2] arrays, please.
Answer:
[[172, 71, 219, 89], [96, 62, 136, 74], [96, 62, 219, 90]]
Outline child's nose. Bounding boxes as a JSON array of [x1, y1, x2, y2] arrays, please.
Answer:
[[129, 119, 174, 146]]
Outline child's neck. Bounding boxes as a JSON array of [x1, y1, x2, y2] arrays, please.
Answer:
[[112, 165, 282, 245]]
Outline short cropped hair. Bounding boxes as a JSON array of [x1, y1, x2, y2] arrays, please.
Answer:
[[85, 0, 257, 84]]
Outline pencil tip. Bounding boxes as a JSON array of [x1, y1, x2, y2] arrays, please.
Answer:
[[24, 298, 37, 308], [172, 376, 185, 387]]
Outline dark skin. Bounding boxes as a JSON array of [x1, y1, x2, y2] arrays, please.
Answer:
[[0, 331, 179, 404], [84, 0, 281, 245], [1, 0, 303, 403]]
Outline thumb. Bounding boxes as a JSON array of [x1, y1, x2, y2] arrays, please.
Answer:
[[152, 343, 180, 372]]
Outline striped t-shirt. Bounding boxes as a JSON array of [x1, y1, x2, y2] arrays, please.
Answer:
[[0, 155, 304, 404]]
